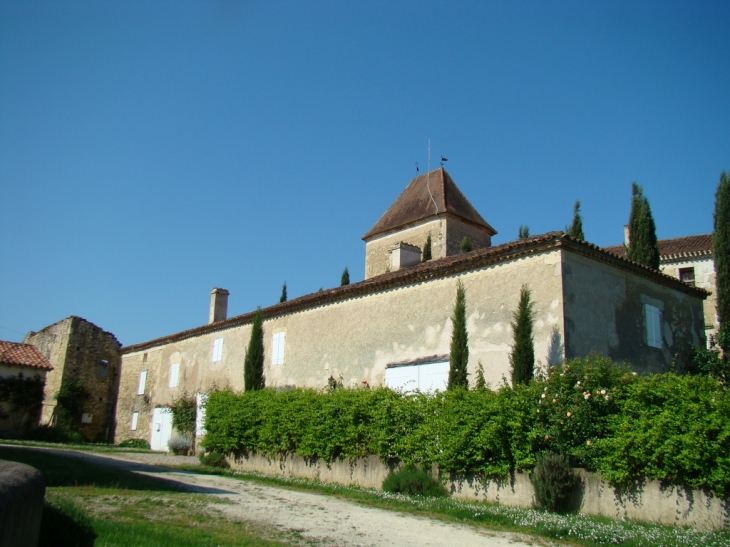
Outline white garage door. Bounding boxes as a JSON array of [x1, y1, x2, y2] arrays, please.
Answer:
[[384, 361, 449, 393]]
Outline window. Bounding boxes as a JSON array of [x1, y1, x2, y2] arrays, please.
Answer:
[[272, 332, 286, 365], [96, 359, 108, 380], [131, 412, 139, 431], [645, 304, 662, 349], [169, 363, 180, 388], [384, 360, 449, 393], [212, 337, 223, 362], [137, 371, 147, 395], [679, 267, 696, 286]]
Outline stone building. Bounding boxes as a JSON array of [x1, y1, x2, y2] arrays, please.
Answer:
[[604, 233, 716, 341], [113, 168, 708, 449], [24, 316, 121, 441], [0, 341, 53, 435]]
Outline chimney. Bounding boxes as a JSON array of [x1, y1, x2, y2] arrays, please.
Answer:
[[209, 288, 229, 324], [623, 225, 630, 247], [388, 242, 421, 272]]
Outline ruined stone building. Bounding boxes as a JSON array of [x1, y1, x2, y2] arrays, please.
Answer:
[[110, 168, 708, 449], [24, 316, 121, 441]]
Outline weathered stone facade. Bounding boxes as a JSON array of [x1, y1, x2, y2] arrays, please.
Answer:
[[24, 317, 121, 441]]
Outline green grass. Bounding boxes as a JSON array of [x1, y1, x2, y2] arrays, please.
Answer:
[[0, 447, 288, 547], [0, 438, 153, 453]]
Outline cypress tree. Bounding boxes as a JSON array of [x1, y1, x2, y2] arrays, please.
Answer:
[[422, 234, 432, 262], [626, 183, 660, 270], [448, 280, 469, 390], [474, 361, 486, 391], [279, 282, 287, 303], [341, 267, 350, 286], [715, 171, 730, 356], [567, 200, 585, 240], [518, 225, 530, 239], [244, 310, 265, 391], [460, 236, 473, 253], [509, 285, 535, 386]]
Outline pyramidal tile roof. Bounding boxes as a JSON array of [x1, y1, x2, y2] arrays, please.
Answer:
[[362, 168, 497, 240], [603, 234, 713, 262], [0, 341, 53, 371]]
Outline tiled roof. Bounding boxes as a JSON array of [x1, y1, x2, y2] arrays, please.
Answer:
[[362, 168, 497, 240], [0, 341, 53, 371], [121, 232, 708, 354], [603, 234, 713, 263]]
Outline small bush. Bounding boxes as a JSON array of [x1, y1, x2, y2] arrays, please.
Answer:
[[118, 438, 149, 449], [168, 433, 192, 454], [382, 466, 448, 498], [199, 451, 229, 468], [26, 425, 84, 444], [38, 497, 96, 547], [531, 452, 578, 513]]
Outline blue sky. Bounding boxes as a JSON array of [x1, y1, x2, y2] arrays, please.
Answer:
[[1, 0, 728, 346]]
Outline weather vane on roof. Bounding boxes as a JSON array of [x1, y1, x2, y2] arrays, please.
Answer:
[[440, 156, 448, 167]]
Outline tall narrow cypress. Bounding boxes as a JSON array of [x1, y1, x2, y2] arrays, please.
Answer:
[[422, 234, 432, 262], [341, 267, 350, 286], [460, 236, 473, 253], [715, 171, 730, 355], [518, 226, 530, 239], [567, 200, 585, 240], [279, 282, 287, 303], [244, 310, 265, 391], [509, 285, 535, 386], [626, 183, 660, 270], [448, 280, 469, 390]]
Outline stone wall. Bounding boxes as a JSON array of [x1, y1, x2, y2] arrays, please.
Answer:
[[661, 256, 717, 341], [226, 452, 729, 531], [25, 317, 121, 441]]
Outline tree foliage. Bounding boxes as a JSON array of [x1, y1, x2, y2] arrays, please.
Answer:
[[341, 267, 350, 286], [626, 183, 660, 270], [474, 361, 487, 391], [279, 282, 287, 303], [244, 310, 265, 391], [518, 225, 530, 239], [55, 381, 89, 429], [422, 234, 432, 262], [0, 373, 45, 433], [170, 391, 197, 439], [566, 200, 585, 240], [510, 285, 535, 386], [448, 280, 469, 390], [715, 170, 730, 356], [459, 236, 473, 253]]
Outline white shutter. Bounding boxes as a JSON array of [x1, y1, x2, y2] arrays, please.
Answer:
[[137, 371, 147, 395], [272, 332, 285, 365], [196, 393, 208, 436], [212, 338, 223, 362], [169, 363, 180, 388], [645, 304, 662, 349], [131, 412, 139, 431]]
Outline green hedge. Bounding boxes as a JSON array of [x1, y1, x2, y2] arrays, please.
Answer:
[[203, 355, 730, 497]]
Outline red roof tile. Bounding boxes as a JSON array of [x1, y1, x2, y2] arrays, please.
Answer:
[[0, 341, 53, 371], [362, 168, 497, 240], [603, 234, 713, 262]]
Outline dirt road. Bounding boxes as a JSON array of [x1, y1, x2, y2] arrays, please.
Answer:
[[16, 447, 553, 547]]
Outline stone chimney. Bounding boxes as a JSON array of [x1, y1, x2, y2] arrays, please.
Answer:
[[209, 288, 229, 324], [388, 242, 421, 272], [623, 225, 630, 246]]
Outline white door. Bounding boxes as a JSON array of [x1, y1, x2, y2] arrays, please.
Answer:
[[150, 407, 173, 451]]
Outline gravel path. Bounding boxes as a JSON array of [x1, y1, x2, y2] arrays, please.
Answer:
[[9, 446, 555, 547]]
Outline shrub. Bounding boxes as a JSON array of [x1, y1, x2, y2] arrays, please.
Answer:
[[26, 425, 84, 444], [0, 373, 45, 433], [117, 438, 149, 449], [199, 451, 229, 468], [55, 381, 89, 431], [168, 433, 192, 455], [170, 392, 197, 439], [382, 466, 448, 498], [531, 452, 579, 513]]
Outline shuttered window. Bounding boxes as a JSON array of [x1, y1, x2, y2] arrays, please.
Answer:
[[137, 371, 147, 395], [272, 332, 286, 365], [645, 304, 662, 349], [169, 362, 180, 388], [212, 337, 223, 362], [131, 412, 139, 431]]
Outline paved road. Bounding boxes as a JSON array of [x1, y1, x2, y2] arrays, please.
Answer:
[[8, 446, 555, 547]]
